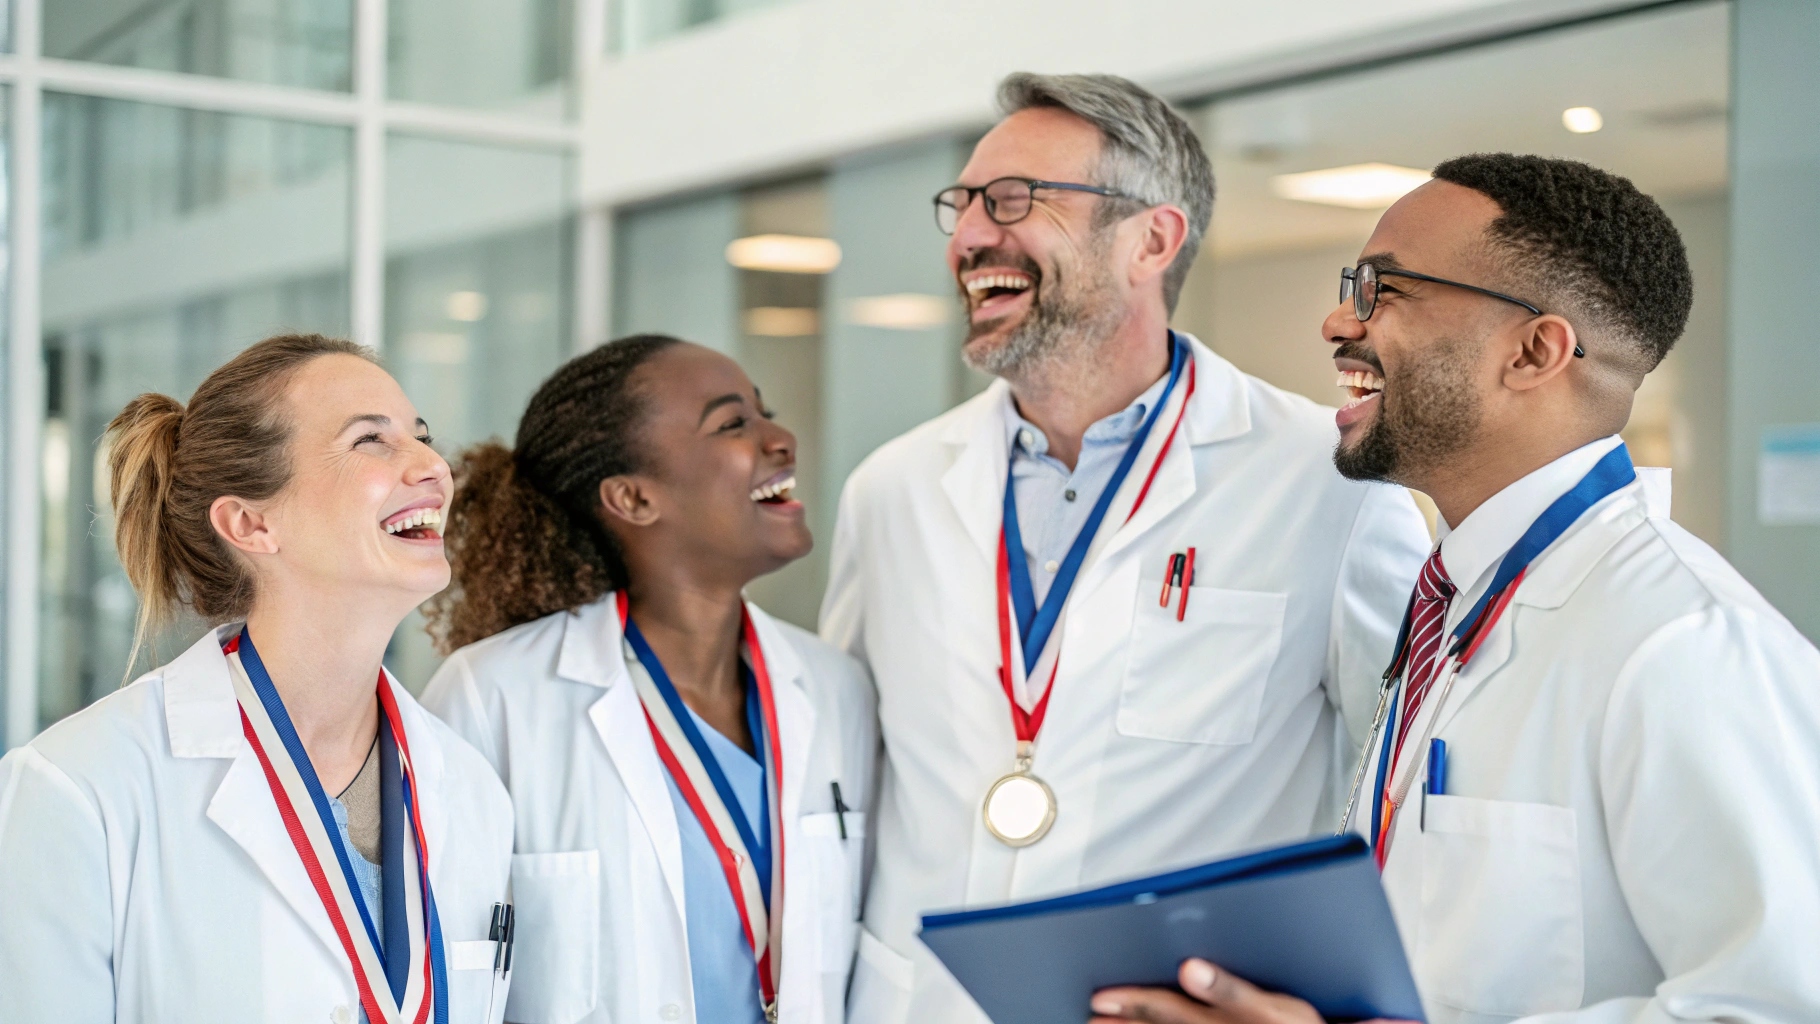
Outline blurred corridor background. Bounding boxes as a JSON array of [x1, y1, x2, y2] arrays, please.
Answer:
[[4, 0, 1817, 745]]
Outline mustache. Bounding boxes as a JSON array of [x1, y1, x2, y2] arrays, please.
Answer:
[[957, 248, 1043, 279], [1333, 342, 1384, 375]]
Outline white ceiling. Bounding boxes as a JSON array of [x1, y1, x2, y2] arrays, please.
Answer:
[[1198, 1, 1731, 259]]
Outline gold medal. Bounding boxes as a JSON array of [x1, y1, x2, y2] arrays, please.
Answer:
[[983, 741, 1056, 846]]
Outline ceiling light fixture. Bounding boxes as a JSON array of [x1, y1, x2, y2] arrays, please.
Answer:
[[1270, 163, 1432, 209], [847, 293, 951, 330], [1562, 106, 1604, 134], [726, 234, 843, 274], [744, 307, 821, 337], [445, 290, 488, 321]]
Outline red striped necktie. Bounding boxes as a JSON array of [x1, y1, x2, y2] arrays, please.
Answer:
[[1392, 550, 1457, 771]]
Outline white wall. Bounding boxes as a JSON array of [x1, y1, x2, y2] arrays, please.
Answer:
[[581, 0, 1646, 206]]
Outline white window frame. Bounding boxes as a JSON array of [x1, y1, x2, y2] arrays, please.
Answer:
[[0, 0, 606, 747]]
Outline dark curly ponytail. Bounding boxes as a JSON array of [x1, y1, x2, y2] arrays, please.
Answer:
[[425, 334, 682, 653]]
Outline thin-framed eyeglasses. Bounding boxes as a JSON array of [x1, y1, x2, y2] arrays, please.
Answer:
[[933, 177, 1141, 234], [1340, 262, 1582, 358]]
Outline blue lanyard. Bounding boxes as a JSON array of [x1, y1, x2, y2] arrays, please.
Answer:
[[623, 615, 773, 901], [1003, 332, 1189, 672], [1369, 443, 1637, 846], [236, 628, 449, 1022]]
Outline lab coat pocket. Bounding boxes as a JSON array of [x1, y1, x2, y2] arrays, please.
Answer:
[[801, 811, 867, 974], [847, 926, 913, 1024], [448, 941, 508, 1024], [1419, 795, 1583, 1016], [1118, 586, 1287, 744], [505, 850, 601, 1024]]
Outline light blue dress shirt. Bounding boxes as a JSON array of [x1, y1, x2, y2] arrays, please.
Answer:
[[1006, 370, 1172, 605], [663, 696, 769, 1024]]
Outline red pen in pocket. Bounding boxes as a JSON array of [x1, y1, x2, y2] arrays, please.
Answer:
[[1159, 553, 1184, 607], [1176, 547, 1197, 621]]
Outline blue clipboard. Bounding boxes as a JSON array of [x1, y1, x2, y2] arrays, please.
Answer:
[[918, 834, 1424, 1023]]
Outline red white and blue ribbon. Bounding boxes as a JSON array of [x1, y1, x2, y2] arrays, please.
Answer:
[[616, 592, 786, 1019], [1369, 443, 1637, 860], [224, 627, 447, 1024], [996, 331, 1197, 737]]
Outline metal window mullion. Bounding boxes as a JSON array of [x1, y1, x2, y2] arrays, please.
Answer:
[[350, 0, 386, 353], [6, 0, 45, 747], [572, 0, 609, 353]]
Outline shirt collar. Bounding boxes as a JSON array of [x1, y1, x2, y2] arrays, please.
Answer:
[[1437, 434, 1624, 614], [1003, 368, 1172, 458]]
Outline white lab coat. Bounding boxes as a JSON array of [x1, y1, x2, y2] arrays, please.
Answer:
[[0, 624, 517, 1024], [820, 333, 1432, 1024], [1365, 448, 1820, 1023], [421, 594, 878, 1024]]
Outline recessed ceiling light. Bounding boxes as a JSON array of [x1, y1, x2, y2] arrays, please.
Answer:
[[726, 234, 843, 274], [445, 290, 488, 321], [847, 293, 951, 330], [1270, 163, 1432, 209], [744, 307, 820, 336], [1562, 106, 1604, 134]]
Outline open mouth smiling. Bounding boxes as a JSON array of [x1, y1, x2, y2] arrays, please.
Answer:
[[381, 504, 443, 541], [1337, 369, 1385, 413], [962, 269, 1035, 320], [749, 473, 797, 505]]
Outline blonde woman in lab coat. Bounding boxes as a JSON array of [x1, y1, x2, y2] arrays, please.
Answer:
[[0, 334, 515, 1023], [421, 334, 877, 1024]]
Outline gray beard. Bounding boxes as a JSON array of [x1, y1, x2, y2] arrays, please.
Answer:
[[1334, 333, 1484, 484], [961, 237, 1124, 382]]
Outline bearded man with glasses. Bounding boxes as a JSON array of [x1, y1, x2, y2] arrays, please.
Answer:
[[1090, 157, 1820, 1024], [820, 72, 1431, 1024]]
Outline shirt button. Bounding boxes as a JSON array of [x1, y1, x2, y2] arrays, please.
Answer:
[[660, 1004, 683, 1021], [1044, 559, 1060, 573], [331, 1007, 351, 1024], [1019, 429, 1035, 448], [1064, 489, 1076, 501]]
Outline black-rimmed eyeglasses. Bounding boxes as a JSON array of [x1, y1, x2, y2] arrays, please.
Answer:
[[933, 177, 1141, 234], [1340, 262, 1581, 358]]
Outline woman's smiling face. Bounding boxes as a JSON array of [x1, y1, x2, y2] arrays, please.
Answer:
[[603, 342, 810, 585], [250, 354, 454, 606]]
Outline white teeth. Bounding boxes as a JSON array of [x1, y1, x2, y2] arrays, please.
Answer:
[[749, 475, 797, 502], [965, 273, 1033, 295], [384, 507, 443, 534], [1335, 370, 1386, 393]]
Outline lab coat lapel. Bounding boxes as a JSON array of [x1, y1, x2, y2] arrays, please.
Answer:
[[1099, 335, 1252, 565], [941, 385, 1015, 566], [564, 597, 689, 921], [386, 672, 448, 879], [171, 627, 348, 961], [1430, 485, 1649, 735], [747, 605, 815, 829]]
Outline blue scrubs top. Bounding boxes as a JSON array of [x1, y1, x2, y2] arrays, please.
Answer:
[[663, 690, 769, 1024]]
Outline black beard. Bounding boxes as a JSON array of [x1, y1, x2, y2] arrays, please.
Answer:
[[960, 232, 1123, 379], [1334, 333, 1484, 484]]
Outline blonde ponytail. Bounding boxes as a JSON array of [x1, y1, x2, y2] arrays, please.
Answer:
[[107, 394, 187, 670]]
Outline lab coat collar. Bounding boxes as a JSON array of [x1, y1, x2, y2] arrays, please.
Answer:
[[1421, 440, 1662, 736], [168, 624, 448, 962], [937, 332, 1251, 565], [1435, 435, 1625, 627], [561, 592, 816, 940]]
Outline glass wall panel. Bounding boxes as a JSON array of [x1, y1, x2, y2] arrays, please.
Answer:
[[384, 134, 572, 689], [38, 95, 351, 726], [45, 0, 352, 92], [1179, 1, 1730, 543], [614, 0, 789, 54], [389, 0, 569, 115]]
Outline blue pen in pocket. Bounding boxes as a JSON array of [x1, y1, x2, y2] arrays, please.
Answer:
[[1421, 738, 1447, 831]]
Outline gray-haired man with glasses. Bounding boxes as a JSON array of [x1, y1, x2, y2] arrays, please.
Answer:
[[820, 73, 1430, 1024]]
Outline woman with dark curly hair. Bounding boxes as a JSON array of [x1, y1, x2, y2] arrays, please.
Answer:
[[420, 334, 876, 1024]]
